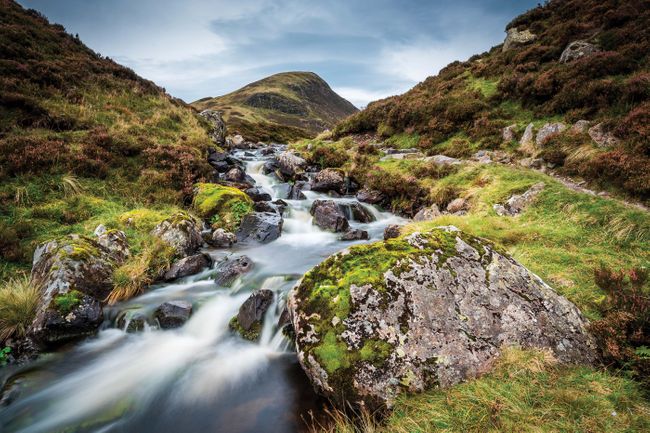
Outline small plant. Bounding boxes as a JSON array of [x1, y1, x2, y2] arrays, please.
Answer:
[[0, 347, 11, 366], [0, 276, 40, 341], [60, 174, 85, 197], [54, 290, 82, 315]]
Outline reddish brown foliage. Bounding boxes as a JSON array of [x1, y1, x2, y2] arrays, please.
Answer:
[[143, 145, 210, 200]]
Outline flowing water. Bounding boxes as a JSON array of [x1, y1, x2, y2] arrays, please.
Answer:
[[0, 146, 404, 433]]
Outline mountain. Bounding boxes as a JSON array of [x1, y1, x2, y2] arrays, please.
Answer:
[[334, 0, 649, 200], [192, 72, 358, 143]]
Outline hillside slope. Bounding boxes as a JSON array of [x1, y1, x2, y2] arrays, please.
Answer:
[[0, 0, 212, 279], [192, 71, 358, 143], [335, 0, 649, 201]]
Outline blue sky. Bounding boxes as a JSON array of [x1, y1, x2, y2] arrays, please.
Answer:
[[18, 0, 539, 107]]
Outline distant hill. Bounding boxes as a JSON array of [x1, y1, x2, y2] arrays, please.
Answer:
[[192, 72, 358, 143]]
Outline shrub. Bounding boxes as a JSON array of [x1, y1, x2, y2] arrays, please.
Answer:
[[0, 275, 40, 342], [143, 145, 210, 199]]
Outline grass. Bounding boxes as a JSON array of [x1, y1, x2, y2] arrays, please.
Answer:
[[0, 276, 40, 341], [192, 183, 253, 232], [466, 73, 499, 99]]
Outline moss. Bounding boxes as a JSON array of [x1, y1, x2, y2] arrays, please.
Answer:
[[229, 316, 262, 341], [54, 290, 82, 314], [192, 183, 253, 231], [313, 330, 351, 373]]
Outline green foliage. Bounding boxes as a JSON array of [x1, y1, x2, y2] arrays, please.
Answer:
[[54, 290, 82, 315], [0, 275, 40, 341], [228, 316, 262, 341], [192, 183, 253, 231], [0, 346, 11, 366]]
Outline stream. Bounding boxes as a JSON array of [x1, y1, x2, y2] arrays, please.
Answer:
[[0, 146, 404, 433]]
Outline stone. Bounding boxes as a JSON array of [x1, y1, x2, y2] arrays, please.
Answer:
[[154, 301, 193, 329], [311, 169, 345, 194], [236, 212, 283, 244], [211, 228, 237, 248], [588, 123, 619, 148], [163, 253, 212, 282], [340, 229, 369, 241], [502, 124, 518, 142], [199, 110, 226, 145], [520, 123, 535, 149], [230, 134, 247, 149], [536, 123, 567, 146], [356, 188, 384, 205], [446, 198, 468, 214], [519, 157, 544, 169], [245, 187, 272, 202], [94, 225, 130, 264], [383, 224, 401, 240], [224, 167, 247, 183], [571, 120, 591, 134], [339, 202, 376, 223], [494, 182, 545, 216], [214, 255, 254, 286], [276, 151, 307, 178], [502, 27, 537, 52], [380, 152, 425, 161], [237, 289, 274, 330], [151, 212, 203, 258], [413, 204, 441, 222], [117, 311, 147, 333], [288, 228, 598, 410], [424, 155, 461, 166], [560, 41, 600, 63], [310, 200, 349, 233]]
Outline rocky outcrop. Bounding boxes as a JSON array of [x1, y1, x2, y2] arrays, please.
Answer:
[[163, 253, 212, 282], [310, 200, 349, 233], [199, 110, 227, 145], [520, 123, 535, 149], [446, 198, 468, 214], [230, 289, 274, 341], [560, 41, 600, 63], [94, 225, 130, 263], [311, 168, 345, 194], [588, 123, 619, 148], [502, 27, 536, 52], [151, 212, 203, 258], [502, 124, 518, 142], [236, 212, 283, 243], [276, 152, 307, 178], [536, 123, 567, 146], [154, 301, 193, 329], [424, 155, 461, 166], [413, 205, 441, 222], [214, 255, 254, 286], [288, 228, 598, 410], [356, 188, 384, 205], [494, 183, 545, 216]]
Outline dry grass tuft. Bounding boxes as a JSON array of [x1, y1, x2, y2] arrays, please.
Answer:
[[0, 275, 40, 341]]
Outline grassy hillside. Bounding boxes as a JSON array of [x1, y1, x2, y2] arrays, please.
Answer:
[[334, 0, 650, 201], [192, 71, 358, 143], [0, 0, 213, 281]]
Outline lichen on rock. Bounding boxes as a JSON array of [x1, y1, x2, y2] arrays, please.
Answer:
[[288, 227, 598, 410]]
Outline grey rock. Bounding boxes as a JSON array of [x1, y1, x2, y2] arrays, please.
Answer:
[[413, 204, 442, 222], [356, 188, 384, 205], [199, 110, 226, 145], [383, 224, 401, 240], [94, 225, 130, 264], [380, 152, 425, 161], [503, 27, 536, 52], [154, 301, 192, 329], [310, 200, 349, 233], [588, 123, 619, 148], [224, 167, 247, 183], [236, 212, 283, 244], [339, 202, 376, 223], [245, 187, 272, 202], [560, 41, 600, 63], [536, 123, 567, 146], [519, 157, 544, 169], [214, 255, 254, 286], [340, 229, 369, 241], [237, 289, 274, 330], [117, 311, 147, 333], [311, 169, 345, 194], [276, 152, 307, 178], [424, 155, 461, 166], [494, 183, 545, 216], [520, 123, 535, 148], [446, 198, 468, 214], [163, 253, 212, 281], [152, 213, 203, 258], [211, 228, 237, 248], [571, 120, 591, 134], [502, 124, 518, 142]]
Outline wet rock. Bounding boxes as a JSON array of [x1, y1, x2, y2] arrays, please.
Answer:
[[494, 182, 545, 216], [446, 198, 468, 214], [277, 182, 308, 200], [424, 155, 461, 166], [276, 151, 307, 178], [383, 224, 401, 240], [236, 212, 283, 244], [117, 311, 147, 333], [224, 167, 248, 183], [154, 301, 193, 329], [288, 228, 598, 410], [152, 212, 203, 258], [272, 199, 289, 214], [310, 200, 349, 233], [199, 110, 226, 145], [339, 202, 376, 223], [214, 255, 254, 286], [245, 187, 272, 202], [34, 294, 103, 346], [262, 160, 279, 175], [356, 188, 384, 205], [588, 123, 619, 148], [502, 124, 518, 142], [502, 27, 536, 52], [254, 201, 277, 213], [536, 123, 567, 146], [211, 228, 237, 248], [340, 229, 369, 241], [560, 41, 600, 63], [230, 289, 274, 341], [163, 253, 212, 282], [311, 169, 345, 194], [94, 225, 130, 264], [413, 204, 441, 222]]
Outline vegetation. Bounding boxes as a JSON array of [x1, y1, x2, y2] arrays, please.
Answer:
[[192, 183, 253, 232], [0, 275, 40, 341], [53, 290, 82, 315], [191, 72, 358, 142]]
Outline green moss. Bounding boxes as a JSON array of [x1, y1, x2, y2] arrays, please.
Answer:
[[54, 290, 82, 314], [229, 316, 262, 341], [192, 183, 253, 231], [359, 339, 393, 363], [466, 73, 499, 98], [314, 330, 351, 373]]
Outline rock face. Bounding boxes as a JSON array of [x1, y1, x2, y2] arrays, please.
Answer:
[[502, 125, 518, 142], [310, 200, 349, 232], [502, 27, 537, 52], [276, 152, 307, 178], [154, 301, 193, 329], [493, 183, 545, 216], [30, 234, 125, 346], [236, 212, 283, 243], [245, 187, 272, 202], [94, 225, 130, 263], [560, 41, 600, 63], [520, 123, 535, 149], [536, 123, 567, 146], [289, 228, 598, 410], [311, 169, 345, 194], [199, 110, 227, 145], [413, 205, 441, 222], [151, 212, 203, 258], [214, 255, 254, 286], [163, 253, 212, 282]]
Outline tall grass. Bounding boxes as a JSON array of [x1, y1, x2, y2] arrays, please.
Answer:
[[0, 275, 40, 341]]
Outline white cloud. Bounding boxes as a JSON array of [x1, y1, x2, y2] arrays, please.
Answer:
[[333, 86, 399, 108]]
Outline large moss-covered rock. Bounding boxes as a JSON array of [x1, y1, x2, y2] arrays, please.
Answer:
[[192, 183, 253, 232], [151, 211, 203, 258], [288, 227, 597, 410]]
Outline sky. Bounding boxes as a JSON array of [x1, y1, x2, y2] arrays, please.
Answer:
[[18, 0, 540, 107]]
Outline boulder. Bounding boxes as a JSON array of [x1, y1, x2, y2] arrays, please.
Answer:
[[207, 148, 231, 173], [424, 155, 461, 166], [154, 301, 193, 329], [199, 110, 226, 145], [211, 228, 237, 248], [356, 188, 384, 205], [339, 202, 376, 223], [151, 212, 203, 258], [571, 120, 591, 134], [380, 152, 424, 161], [340, 229, 369, 241], [192, 183, 254, 232], [230, 289, 274, 341], [310, 200, 349, 233], [214, 255, 254, 286], [311, 169, 346, 194], [245, 187, 272, 202], [446, 198, 468, 214], [276, 152, 307, 178], [276, 182, 307, 200], [519, 157, 544, 169], [383, 224, 401, 240], [229, 134, 247, 149], [520, 123, 535, 150], [94, 225, 130, 264], [536, 123, 567, 146], [502, 124, 518, 142], [588, 123, 619, 148], [560, 41, 600, 63], [117, 311, 147, 333], [502, 27, 536, 52], [163, 253, 212, 282], [413, 204, 441, 222], [494, 183, 545, 216], [288, 228, 598, 410], [224, 167, 247, 183], [236, 212, 283, 244]]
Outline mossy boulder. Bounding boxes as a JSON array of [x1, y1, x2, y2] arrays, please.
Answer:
[[192, 183, 254, 232], [288, 227, 598, 410], [151, 211, 203, 258]]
